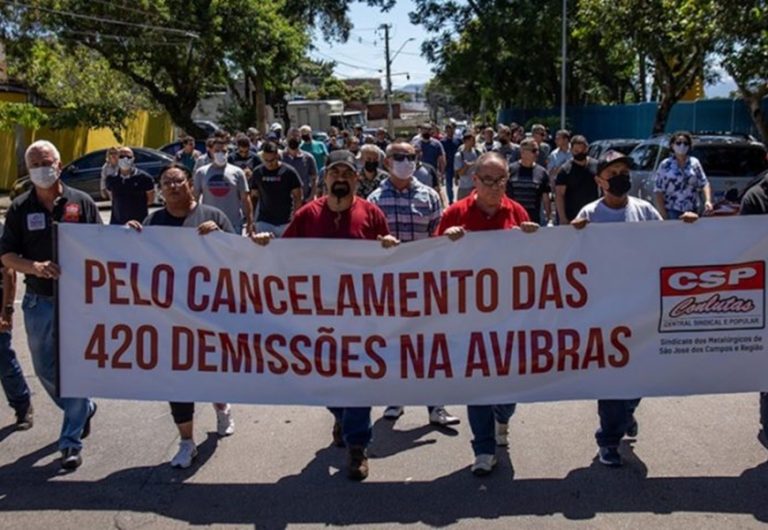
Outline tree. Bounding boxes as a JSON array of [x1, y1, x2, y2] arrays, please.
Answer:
[[716, 0, 768, 143], [579, 0, 720, 134]]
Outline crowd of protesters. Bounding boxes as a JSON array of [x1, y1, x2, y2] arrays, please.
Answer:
[[0, 115, 765, 480]]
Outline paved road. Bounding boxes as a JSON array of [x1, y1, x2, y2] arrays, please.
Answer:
[[0, 204, 766, 529]]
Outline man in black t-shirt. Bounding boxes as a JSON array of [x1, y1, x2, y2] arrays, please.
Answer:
[[554, 135, 599, 225], [249, 141, 303, 237], [228, 134, 262, 180], [0, 140, 101, 471], [105, 146, 155, 225], [506, 138, 551, 225]]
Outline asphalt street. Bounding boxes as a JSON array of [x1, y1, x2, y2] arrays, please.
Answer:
[[0, 205, 766, 529]]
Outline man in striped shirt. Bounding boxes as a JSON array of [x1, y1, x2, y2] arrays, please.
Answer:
[[367, 140, 460, 427]]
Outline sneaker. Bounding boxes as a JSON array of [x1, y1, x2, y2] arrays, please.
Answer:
[[429, 406, 460, 426], [471, 454, 497, 476], [495, 421, 509, 447], [598, 446, 622, 467], [14, 402, 33, 431], [171, 440, 198, 468], [332, 420, 345, 448], [347, 446, 369, 481], [61, 447, 82, 470], [383, 406, 404, 420], [626, 416, 638, 437], [214, 404, 235, 437], [81, 402, 97, 440]]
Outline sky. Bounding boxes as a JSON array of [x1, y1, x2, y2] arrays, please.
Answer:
[[310, 1, 738, 97]]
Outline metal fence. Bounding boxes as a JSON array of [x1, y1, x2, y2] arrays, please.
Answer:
[[498, 98, 768, 142]]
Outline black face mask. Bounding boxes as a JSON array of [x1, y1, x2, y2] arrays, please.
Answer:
[[364, 160, 378, 172], [330, 181, 351, 199], [572, 152, 587, 162], [287, 139, 300, 149], [499, 138, 509, 145], [422, 134, 431, 140], [301, 135, 311, 142], [607, 173, 632, 197]]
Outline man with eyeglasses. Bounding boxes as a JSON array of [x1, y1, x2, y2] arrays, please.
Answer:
[[436, 152, 539, 476], [367, 140, 461, 427], [505, 138, 552, 225], [105, 146, 155, 225], [530, 124, 551, 167], [554, 135, 599, 225], [129, 163, 236, 469], [249, 141, 303, 238]]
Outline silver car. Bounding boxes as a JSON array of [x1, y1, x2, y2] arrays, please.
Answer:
[[628, 133, 768, 208]]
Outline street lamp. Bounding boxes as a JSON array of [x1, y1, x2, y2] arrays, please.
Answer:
[[380, 24, 416, 137]]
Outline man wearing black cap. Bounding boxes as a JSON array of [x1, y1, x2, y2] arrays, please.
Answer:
[[572, 149, 697, 467], [251, 150, 398, 481]]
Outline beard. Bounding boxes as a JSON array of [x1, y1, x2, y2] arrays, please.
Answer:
[[330, 181, 351, 200]]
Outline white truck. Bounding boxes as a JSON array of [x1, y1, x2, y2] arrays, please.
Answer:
[[286, 99, 366, 132]]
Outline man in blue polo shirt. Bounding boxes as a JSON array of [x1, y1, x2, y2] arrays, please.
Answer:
[[300, 125, 329, 170]]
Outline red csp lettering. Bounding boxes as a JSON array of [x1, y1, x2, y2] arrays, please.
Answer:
[[661, 261, 764, 297]]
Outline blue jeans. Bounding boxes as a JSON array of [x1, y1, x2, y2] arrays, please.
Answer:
[[23, 293, 93, 450], [445, 168, 455, 204], [595, 398, 641, 448], [328, 407, 371, 447], [467, 404, 516, 455], [0, 330, 30, 410]]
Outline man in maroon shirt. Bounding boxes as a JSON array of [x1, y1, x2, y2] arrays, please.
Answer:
[[436, 152, 538, 476], [252, 150, 398, 481]]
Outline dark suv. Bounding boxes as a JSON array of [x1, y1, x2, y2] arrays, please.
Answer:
[[628, 133, 768, 206]]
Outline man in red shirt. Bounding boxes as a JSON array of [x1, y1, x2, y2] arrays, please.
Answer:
[[436, 152, 538, 476], [252, 150, 398, 481]]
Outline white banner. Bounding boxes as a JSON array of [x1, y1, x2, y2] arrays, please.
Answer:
[[58, 217, 768, 405]]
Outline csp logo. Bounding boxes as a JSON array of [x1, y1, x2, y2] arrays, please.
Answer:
[[658, 261, 765, 333]]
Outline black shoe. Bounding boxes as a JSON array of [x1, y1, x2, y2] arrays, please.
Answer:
[[332, 420, 345, 448], [347, 446, 369, 481], [81, 402, 97, 440], [14, 402, 33, 431], [61, 447, 82, 470], [598, 446, 622, 467], [626, 416, 638, 437]]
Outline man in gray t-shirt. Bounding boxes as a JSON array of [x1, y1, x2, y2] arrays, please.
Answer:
[[572, 149, 697, 468], [454, 133, 482, 201], [193, 138, 253, 235]]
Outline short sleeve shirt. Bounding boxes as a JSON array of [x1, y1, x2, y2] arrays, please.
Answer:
[[653, 156, 708, 213], [281, 150, 318, 202], [227, 151, 262, 173], [105, 169, 155, 225], [416, 138, 445, 168], [436, 193, 530, 234], [576, 196, 662, 223], [0, 185, 102, 296], [193, 163, 249, 230], [283, 196, 390, 240], [367, 178, 442, 242], [356, 170, 388, 199], [250, 163, 303, 225], [555, 159, 599, 222], [506, 162, 551, 224], [300, 140, 329, 170], [454, 148, 482, 189], [144, 203, 235, 233]]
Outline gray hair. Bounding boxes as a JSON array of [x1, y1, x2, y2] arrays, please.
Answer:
[[25, 140, 60, 165]]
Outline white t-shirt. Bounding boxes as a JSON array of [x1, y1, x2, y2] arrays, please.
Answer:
[[576, 196, 662, 223]]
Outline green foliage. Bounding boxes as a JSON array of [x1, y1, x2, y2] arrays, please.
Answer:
[[307, 77, 373, 105], [0, 102, 48, 131]]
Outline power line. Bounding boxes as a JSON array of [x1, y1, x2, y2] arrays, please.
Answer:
[[0, 0, 198, 38], [60, 29, 189, 46], [311, 50, 381, 72]]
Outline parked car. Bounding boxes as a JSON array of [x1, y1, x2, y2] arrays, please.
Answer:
[[628, 133, 768, 207], [588, 138, 643, 160], [158, 139, 207, 158], [10, 147, 174, 201]]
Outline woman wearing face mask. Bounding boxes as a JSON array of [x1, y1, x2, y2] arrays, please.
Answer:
[[356, 145, 387, 198], [653, 131, 713, 219], [100, 147, 119, 200]]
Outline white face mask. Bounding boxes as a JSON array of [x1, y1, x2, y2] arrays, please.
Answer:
[[213, 152, 228, 166], [29, 165, 59, 189], [118, 157, 134, 171], [672, 143, 690, 156], [390, 159, 416, 180]]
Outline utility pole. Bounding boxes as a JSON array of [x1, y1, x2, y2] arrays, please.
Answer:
[[560, 0, 567, 130], [380, 23, 394, 137]]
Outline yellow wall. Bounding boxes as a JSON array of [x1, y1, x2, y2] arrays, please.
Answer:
[[0, 107, 174, 191]]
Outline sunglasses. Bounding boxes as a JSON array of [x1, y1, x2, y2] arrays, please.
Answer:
[[391, 153, 417, 162], [118, 155, 133, 159], [674, 141, 690, 147]]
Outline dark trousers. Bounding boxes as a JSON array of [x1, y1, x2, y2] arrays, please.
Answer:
[[595, 398, 640, 448], [170, 402, 195, 424], [328, 407, 371, 447], [761, 393, 768, 431]]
